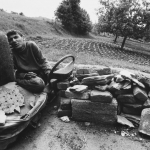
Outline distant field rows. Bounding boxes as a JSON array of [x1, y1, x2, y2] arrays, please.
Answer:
[[31, 36, 150, 67]]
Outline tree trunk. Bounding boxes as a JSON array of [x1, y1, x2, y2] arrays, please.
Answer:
[[114, 34, 118, 43], [121, 36, 127, 50]]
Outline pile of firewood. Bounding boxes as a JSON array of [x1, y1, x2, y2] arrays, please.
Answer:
[[56, 66, 150, 136]]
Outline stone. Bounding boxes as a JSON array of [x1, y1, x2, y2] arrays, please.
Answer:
[[133, 86, 148, 103], [65, 88, 90, 100], [71, 98, 117, 124], [60, 97, 71, 110], [90, 90, 113, 103], [57, 80, 70, 90], [57, 108, 72, 117], [139, 108, 150, 136], [117, 94, 136, 104]]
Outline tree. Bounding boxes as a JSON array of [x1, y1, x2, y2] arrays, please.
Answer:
[[97, 0, 147, 49], [55, 0, 92, 35]]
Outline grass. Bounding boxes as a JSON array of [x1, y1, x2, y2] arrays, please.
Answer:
[[0, 10, 150, 74], [42, 45, 150, 73]]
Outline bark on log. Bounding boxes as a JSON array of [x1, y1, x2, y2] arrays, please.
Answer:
[[71, 99, 117, 124]]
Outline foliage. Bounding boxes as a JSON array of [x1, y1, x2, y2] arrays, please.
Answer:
[[19, 12, 24, 16], [96, 0, 150, 49], [55, 0, 92, 35]]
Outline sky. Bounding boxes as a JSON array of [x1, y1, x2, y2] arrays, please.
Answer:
[[0, 0, 100, 23]]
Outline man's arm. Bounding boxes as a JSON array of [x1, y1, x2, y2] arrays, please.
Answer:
[[30, 42, 52, 77]]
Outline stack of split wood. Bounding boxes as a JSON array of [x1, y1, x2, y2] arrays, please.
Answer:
[[56, 65, 150, 136]]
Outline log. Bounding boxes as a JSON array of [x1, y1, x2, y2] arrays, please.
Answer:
[[90, 90, 113, 103], [71, 98, 117, 124], [65, 88, 90, 100], [57, 108, 72, 117], [57, 80, 70, 90], [133, 86, 148, 103], [117, 94, 136, 104], [60, 97, 71, 110], [81, 74, 114, 85], [122, 104, 143, 115]]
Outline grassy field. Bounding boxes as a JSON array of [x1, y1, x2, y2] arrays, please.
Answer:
[[0, 10, 150, 73]]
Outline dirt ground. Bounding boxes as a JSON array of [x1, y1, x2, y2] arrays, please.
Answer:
[[5, 98, 150, 150]]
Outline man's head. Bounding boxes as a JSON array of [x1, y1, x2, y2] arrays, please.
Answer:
[[6, 30, 25, 50]]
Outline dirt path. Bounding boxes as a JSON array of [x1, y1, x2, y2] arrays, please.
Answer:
[[7, 100, 150, 150]]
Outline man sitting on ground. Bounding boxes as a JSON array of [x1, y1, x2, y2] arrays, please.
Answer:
[[6, 30, 51, 93]]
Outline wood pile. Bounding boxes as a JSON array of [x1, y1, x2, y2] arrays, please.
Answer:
[[56, 65, 150, 136]]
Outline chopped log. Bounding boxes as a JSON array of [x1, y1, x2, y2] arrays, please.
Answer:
[[119, 70, 145, 88], [76, 68, 90, 74], [60, 97, 71, 110], [121, 81, 132, 90], [94, 84, 108, 91], [58, 90, 66, 98], [115, 89, 132, 96], [71, 99, 117, 124], [57, 80, 70, 90], [90, 90, 113, 103], [117, 94, 136, 104], [65, 88, 90, 100], [69, 85, 88, 93], [133, 86, 148, 103], [119, 70, 136, 79], [81, 74, 114, 86], [148, 91, 150, 98], [107, 80, 124, 92], [96, 67, 111, 75], [143, 98, 150, 108], [122, 104, 142, 115], [76, 73, 99, 81], [117, 115, 134, 128], [57, 108, 72, 117], [114, 75, 124, 83], [139, 108, 150, 136], [108, 80, 131, 93], [121, 113, 140, 125]]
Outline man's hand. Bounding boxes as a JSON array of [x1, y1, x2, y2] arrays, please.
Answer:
[[24, 72, 37, 79]]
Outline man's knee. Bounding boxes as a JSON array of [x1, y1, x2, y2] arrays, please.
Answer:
[[31, 77, 45, 92], [16, 77, 45, 93]]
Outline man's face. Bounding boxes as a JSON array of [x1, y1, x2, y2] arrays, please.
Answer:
[[8, 33, 24, 50]]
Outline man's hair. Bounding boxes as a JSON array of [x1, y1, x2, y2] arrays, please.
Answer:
[[6, 30, 23, 38]]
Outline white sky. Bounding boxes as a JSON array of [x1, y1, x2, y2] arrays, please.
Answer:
[[0, 0, 100, 23]]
